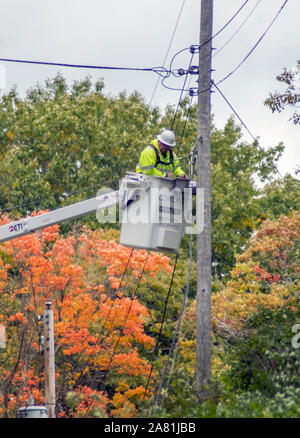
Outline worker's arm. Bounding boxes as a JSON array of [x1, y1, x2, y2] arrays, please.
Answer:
[[172, 153, 186, 178], [136, 147, 167, 177]]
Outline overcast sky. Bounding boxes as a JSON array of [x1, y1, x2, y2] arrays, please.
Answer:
[[0, 0, 299, 177]]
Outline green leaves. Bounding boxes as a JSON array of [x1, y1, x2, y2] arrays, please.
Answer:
[[0, 74, 289, 276], [0, 75, 159, 220]]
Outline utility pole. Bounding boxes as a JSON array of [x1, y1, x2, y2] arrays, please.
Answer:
[[43, 300, 56, 418], [196, 0, 213, 403]]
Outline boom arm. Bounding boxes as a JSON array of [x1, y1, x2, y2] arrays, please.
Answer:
[[0, 190, 120, 244]]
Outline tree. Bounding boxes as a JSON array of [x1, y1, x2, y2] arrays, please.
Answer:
[[0, 75, 286, 276], [157, 210, 300, 417], [0, 74, 161, 218], [258, 173, 300, 220], [0, 217, 174, 417], [264, 62, 300, 124]]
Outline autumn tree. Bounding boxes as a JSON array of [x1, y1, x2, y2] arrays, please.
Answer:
[[0, 216, 178, 418], [0, 75, 287, 276], [159, 210, 300, 417]]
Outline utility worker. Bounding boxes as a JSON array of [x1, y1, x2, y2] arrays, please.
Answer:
[[136, 130, 187, 178]]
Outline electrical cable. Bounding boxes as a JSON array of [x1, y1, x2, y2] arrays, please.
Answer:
[[213, 0, 263, 58], [149, 0, 186, 106], [0, 176, 121, 215], [0, 57, 169, 77], [80, 252, 150, 417], [70, 247, 135, 392], [215, 0, 289, 86], [142, 253, 179, 402], [153, 232, 194, 413], [199, 0, 250, 50], [160, 0, 251, 93], [98, 252, 150, 386], [175, 93, 194, 156], [153, 139, 196, 413], [212, 79, 284, 179], [170, 52, 195, 131], [161, 0, 286, 95]]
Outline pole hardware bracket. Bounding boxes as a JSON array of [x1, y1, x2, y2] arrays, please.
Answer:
[[189, 45, 200, 54], [188, 66, 199, 75], [188, 87, 198, 97]]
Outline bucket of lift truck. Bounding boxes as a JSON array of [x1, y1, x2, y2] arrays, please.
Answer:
[[119, 172, 195, 253]]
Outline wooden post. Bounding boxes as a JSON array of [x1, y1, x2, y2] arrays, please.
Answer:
[[0, 324, 5, 349], [43, 300, 56, 418], [196, 0, 213, 403]]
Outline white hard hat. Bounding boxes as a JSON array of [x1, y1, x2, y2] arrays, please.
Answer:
[[157, 130, 176, 147]]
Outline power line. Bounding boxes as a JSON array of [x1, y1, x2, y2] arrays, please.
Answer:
[[98, 252, 149, 387], [0, 57, 169, 77], [170, 52, 195, 129], [153, 233, 194, 413], [149, 0, 186, 106], [212, 80, 284, 179], [71, 247, 135, 392], [143, 254, 179, 402], [213, 0, 263, 58], [199, 0, 250, 49], [175, 93, 195, 156], [0, 177, 121, 215], [212, 80, 257, 142], [216, 0, 289, 86], [161, 0, 251, 94], [163, 0, 289, 95]]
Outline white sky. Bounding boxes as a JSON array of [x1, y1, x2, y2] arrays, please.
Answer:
[[0, 0, 299, 177]]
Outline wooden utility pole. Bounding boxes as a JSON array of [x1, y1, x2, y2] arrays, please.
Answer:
[[196, 0, 213, 403], [43, 300, 56, 418]]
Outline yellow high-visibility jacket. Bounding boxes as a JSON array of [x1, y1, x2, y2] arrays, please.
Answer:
[[136, 139, 185, 178]]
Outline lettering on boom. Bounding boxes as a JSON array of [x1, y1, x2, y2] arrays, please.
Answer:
[[9, 223, 23, 233]]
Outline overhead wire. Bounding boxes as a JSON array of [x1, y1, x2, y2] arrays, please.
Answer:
[[170, 52, 195, 131], [0, 56, 169, 77], [70, 247, 135, 392], [215, 0, 289, 86], [153, 225, 194, 413], [199, 0, 250, 50], [98, 252, 150, 387], [175, 94, 195, 156], [143, 253, 179, 402], [149, 0, 186, 106], [0, 0, 287, 99], [163, 0, 289, 96], [160, 0, 251, 94], [213, 0, 263, 58], [81, 251, 150, 416], [212, 80, 284, 179], [0, 177, 121, 215]]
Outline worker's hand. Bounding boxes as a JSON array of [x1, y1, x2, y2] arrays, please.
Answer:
[[167, 172, 174, 178], [180, 174, 187, 179]]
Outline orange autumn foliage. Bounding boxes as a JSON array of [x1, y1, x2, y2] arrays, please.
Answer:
[[0, 213, 171, 417], [210, 211, 300, 334], [212, 211, 300, 334]]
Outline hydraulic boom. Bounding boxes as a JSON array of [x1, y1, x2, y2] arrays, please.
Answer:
[[0, 190, 120, 244]]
